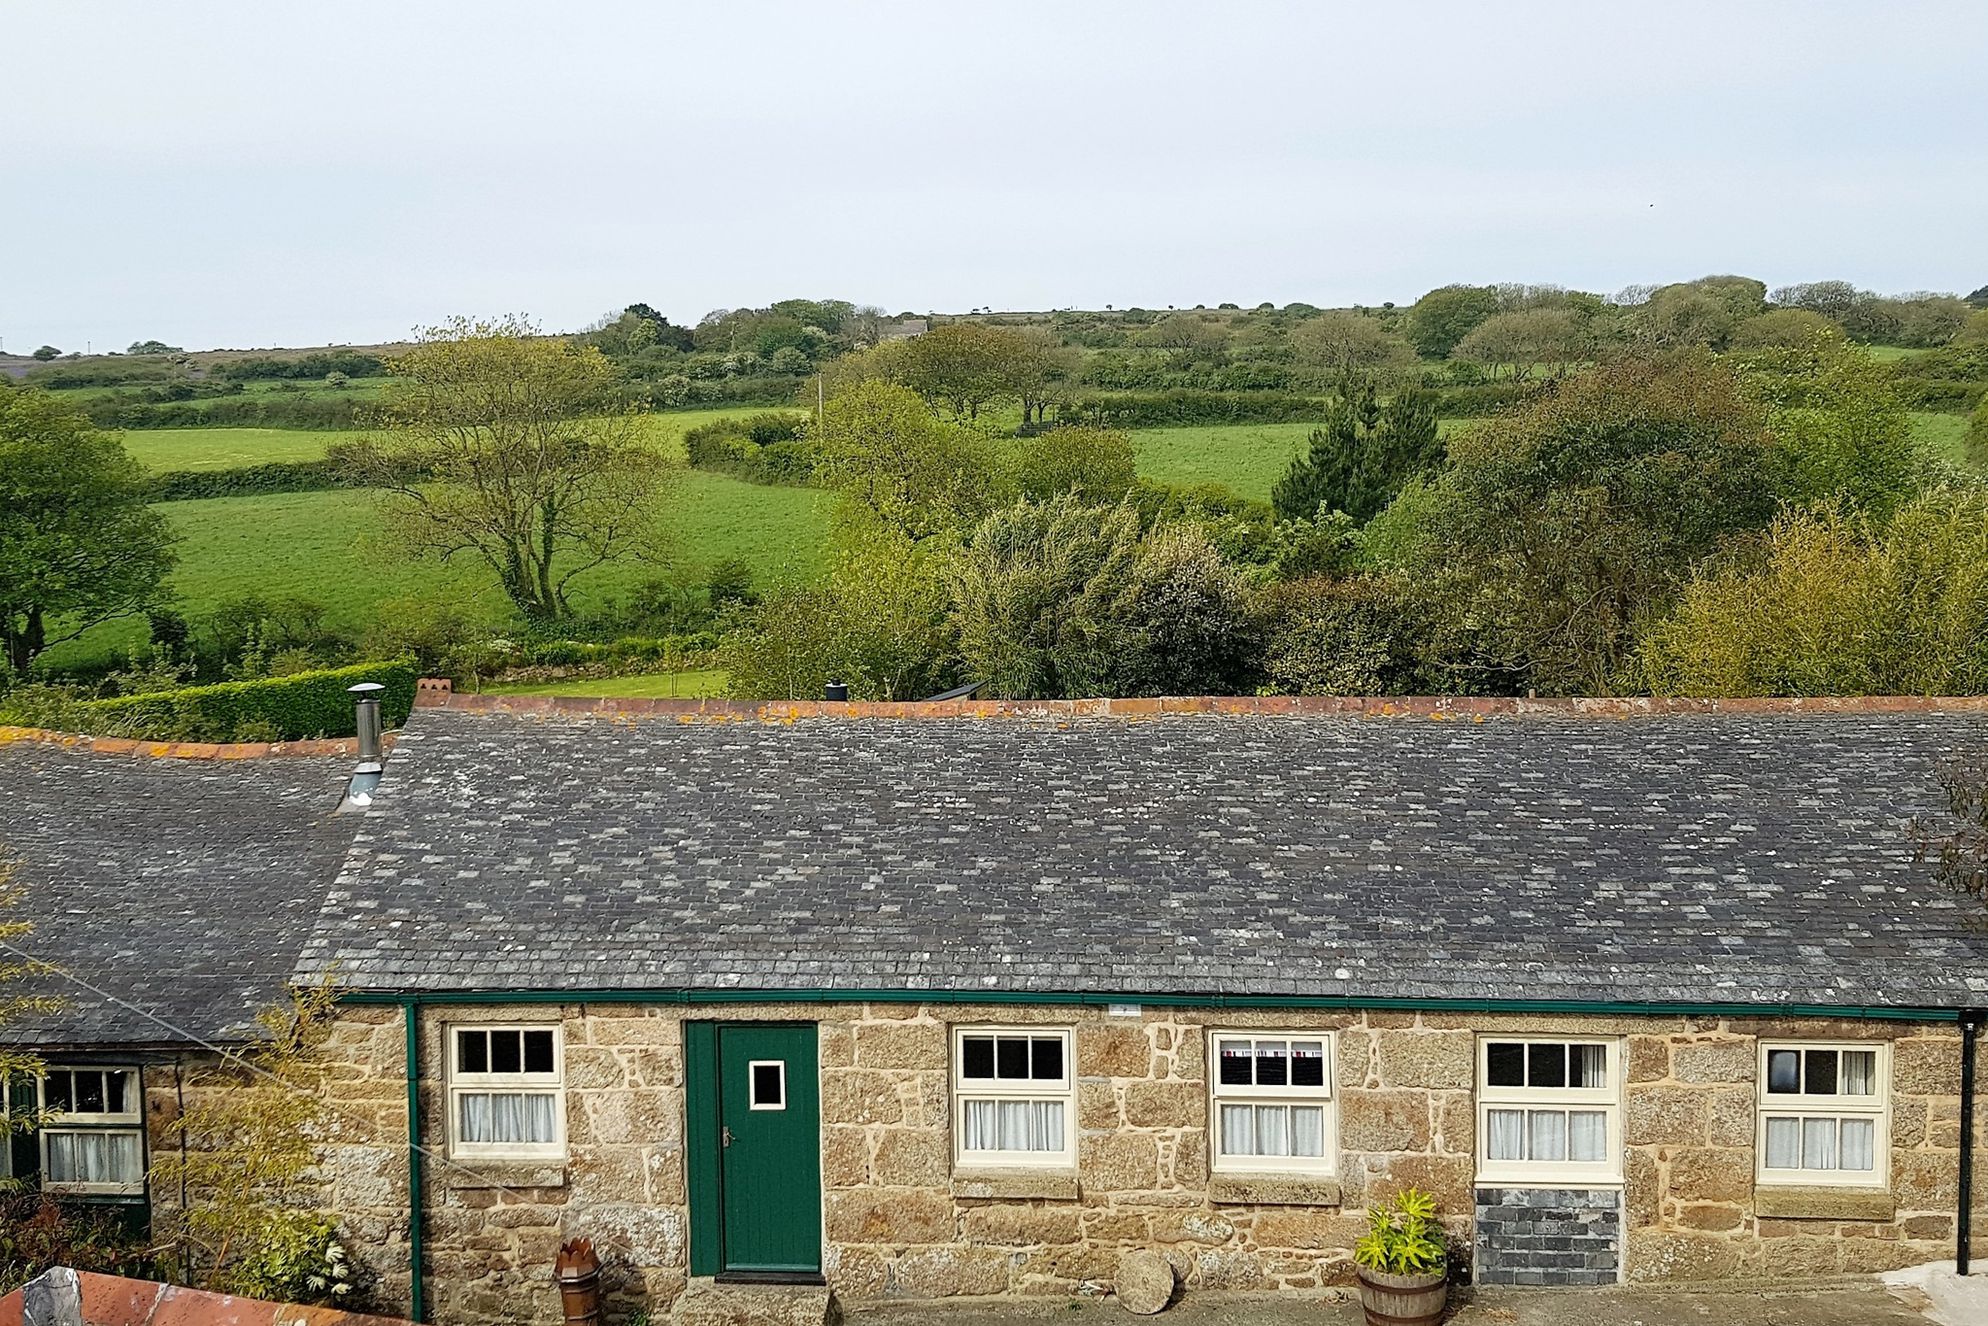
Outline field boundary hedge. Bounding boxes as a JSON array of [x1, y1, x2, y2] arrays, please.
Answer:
[[76, 661, 417, 741]]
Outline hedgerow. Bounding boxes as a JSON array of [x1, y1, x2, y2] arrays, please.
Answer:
[[75, 660, 417, 741]]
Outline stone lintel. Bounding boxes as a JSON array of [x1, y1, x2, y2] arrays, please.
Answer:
[[950, 1167, 1080, 1201], [1206, 1174, 1345, 1207], [1753, 1186, 1897, 1221]]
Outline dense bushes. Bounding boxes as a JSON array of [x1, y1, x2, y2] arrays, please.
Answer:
[[149, 457, 356, 500], [1063, 390, 1327, 428], [82, 393, 368, 430], [682, 412, 814, 483], [214, 351, 386, 380], [71, 660, 417, 741]]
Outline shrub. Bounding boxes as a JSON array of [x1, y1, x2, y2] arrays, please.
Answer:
[[75, 660, 417, 741], [682, 412, 814, 484], [1062, 390, 1327, 428], [1354, 1188, 1447, 1276], [1012, 426, 1137, 504], [0, 1194, 157, 1293], [1257, 576, 1436, 695]]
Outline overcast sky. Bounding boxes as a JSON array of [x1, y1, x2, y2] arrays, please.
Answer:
[[5, 1, 1984, 352]]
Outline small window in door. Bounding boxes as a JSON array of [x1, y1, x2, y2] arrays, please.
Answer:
[[749, 1060, 786, 1111]]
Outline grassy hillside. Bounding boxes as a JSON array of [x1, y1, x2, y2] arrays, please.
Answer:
[[1911, 410, 1975, 465], [1132, 418, 1476, 500]]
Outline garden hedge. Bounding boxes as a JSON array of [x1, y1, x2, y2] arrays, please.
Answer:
[[78, 660, 418, 742]]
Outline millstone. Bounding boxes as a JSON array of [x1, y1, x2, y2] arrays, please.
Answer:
[[1116, 1248, 1176, 1315]]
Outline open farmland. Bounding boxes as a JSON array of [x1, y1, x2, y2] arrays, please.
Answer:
[[1131, 418, 1477, 500]]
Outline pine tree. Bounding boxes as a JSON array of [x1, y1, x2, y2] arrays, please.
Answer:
[[1271, 377, 1443, 524]]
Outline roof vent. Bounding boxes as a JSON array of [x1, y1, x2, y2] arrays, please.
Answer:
[[337, 682, 387, 813]]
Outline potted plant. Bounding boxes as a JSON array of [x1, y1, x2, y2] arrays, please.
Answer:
[[1353, 1187, 1449, 1326]]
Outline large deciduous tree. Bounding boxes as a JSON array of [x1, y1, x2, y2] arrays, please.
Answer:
[[813, 380, 1005, 541], [1405, 285, 1500, 358], [0, 384, 178, 676], [343, 316, 677, 625], [1289, 312, 1416, 380]]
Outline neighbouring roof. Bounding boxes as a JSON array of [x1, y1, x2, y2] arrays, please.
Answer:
[[296, 705, 1988, 1010], [0, 737, 355, 1045]]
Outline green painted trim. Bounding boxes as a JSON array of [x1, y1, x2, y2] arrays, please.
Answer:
[[338, 987, 1964, 1024], [403, 998, 427, 1324], [684, 1021, 721, 1279]]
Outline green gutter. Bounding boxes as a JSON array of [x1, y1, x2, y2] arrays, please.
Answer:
[[341, 987, 1964, 1023], [402, 997, 426, 1324]]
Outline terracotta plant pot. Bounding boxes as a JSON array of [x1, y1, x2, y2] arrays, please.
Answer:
[[1356, 1265, 1448, 1326]]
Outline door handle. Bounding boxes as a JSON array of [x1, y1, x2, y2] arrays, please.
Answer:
[[722, 1125, 734, 1148]]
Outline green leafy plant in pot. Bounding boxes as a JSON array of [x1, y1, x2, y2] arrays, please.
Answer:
[[1353, 1187, 1448, 1326]]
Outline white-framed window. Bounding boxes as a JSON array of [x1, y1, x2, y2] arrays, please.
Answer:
[[1756, 1042, 1888, 1188], [1209, 1031, 1336, 1175], [953, 1027, 1074, 1169], [749, 1060, 787, 1111], [39, 1067, 147, 1197], [447, 1024, 566, 1160], [1477, 1037, 1622, 1185]]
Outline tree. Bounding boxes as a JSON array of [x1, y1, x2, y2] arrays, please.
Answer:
[[150, 982, 356, 1302], [1640, 491, 1988, 697], [895, 322, 1038, 420], [0, 384, 178, 675], [1009, 327, 1080, 428], [1748, 341, 1926, 520], [341, 316, 677, 625], [1729, 308, 1843, 349], [812, 380, 1005, 541], [1012, 427, 1136, 505], [29, 346, 58, 362], [1411, 353, 1779, 694], [1271, 379, 1442, 524], [1290, 312, 1416, 380], [1967, 284, 1988, 310], [1452, 308, 1588, 379], [1139, 313, 1229, 356], [1257, 575, 1436, 696], [1773, 280, 1862, 319], [1406, 285, 1500, 359], [126, 340, 182, 355]]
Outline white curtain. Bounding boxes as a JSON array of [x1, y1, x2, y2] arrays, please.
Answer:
[[46, 1131, 142, 1185], [963, 1099, 1063, 1153], [1528, 1109, 1568, 1162], [1568, 1110, 1607, 1162], [1838, 1118, 1875, 1171], [459, 1091, 557, 1144], [1841, 1051, 1876, 1097], [1802, 1116, 1838, 1170], [1290, 1106, 1325, 1157], [1764, 1116, 1801, 1168], [1487, 1108, 1525, 1161], [1220, 1104, 1255, 1156], [1570, 1044, 1607, 1088], [1219, 1104, 1326, 1158]]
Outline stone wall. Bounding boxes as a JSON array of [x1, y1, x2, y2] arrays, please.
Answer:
[[1473, 1188, 1620, 1285], [299, 1002, 1988, 1324]]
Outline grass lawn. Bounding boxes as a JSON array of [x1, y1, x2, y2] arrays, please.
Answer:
[[1911, 411, 1976, 466], [39, 472, 831, 671], [483, 669, 729, 698], [1133, 418, 1476, 500]]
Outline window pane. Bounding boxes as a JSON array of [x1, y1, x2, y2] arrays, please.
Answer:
[[1802, 1117, 1837, 1170], [1217, 1042, 1254, 1086], [963, 1098, 1062, 1152], [77, 1072, 105, 1114], [1528, 1043, 1567, 1089], [46, 1131, 142, 1185], [490, 1031, 522, 1074], [1840, 1051, 1876, 1097], [1030, 1037, 1064, 1082], [1529, 1109, 1568, 1162], [1256, 1042, 1290, 1087], [1839, 1118, 1875, 1171], [523, 1030, 555, 1075], [1291, 1105, 1326, 1157], [1291, 1042, 1326, 1088], [458, 1031, 489, 1075], [1486, 1043, 1525, 1087], [1486, 1109, 1525, 1160], [751, 1063, 783, 1108], [1804, 1050, 1837, 1096], [1220, 1103, 1255, 1156], [459, 1091, 557, 1144], [1766, 1049, 1799, 1094], [44, 1072, 72, 1113], [1570, 1044, 1607, 1088], [1255, 1105, 1289, 1156], [962, 1036, 995, 1079], [1568, 1110, 1608, 1162], [996, 1037, 1029, 1080], [1764, 1116, 1801, 1168], [106, 1072, 129, 1115]]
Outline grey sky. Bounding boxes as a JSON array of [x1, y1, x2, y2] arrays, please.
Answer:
[[5, 1, 1984, 351]]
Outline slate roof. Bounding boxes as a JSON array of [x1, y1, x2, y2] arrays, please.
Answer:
[[0, 740, 355, 1045], [298, 708, 1988, 1011]]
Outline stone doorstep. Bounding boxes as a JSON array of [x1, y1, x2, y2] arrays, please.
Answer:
[[673, 1281, 838, 1326]]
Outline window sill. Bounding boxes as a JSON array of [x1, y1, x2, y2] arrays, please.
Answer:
[[440, 1160, 568, 1190], [1754, 1186, 1895, 1221], [1208, 1174, 1343, 1207], [951, 1168, 1080, 1201]]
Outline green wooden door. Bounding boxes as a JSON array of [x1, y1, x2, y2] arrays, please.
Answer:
[[715, 1024, 821, 1276]]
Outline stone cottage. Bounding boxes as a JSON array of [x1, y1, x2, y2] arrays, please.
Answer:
[[3, 694, 1988, 1323]]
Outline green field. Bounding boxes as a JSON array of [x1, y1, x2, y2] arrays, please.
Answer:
[[1132, 418, 1476, 500], [40, 470, 830, 670], [483, 669, 729, 698], [1911, 410, 1975, 464]]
